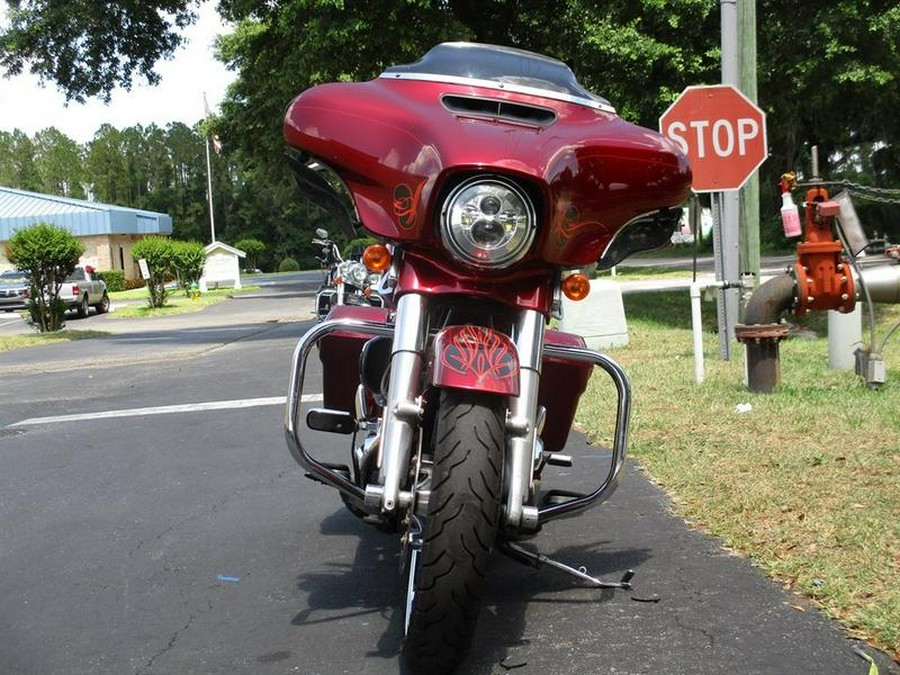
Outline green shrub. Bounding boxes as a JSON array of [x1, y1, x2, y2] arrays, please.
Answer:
[[171, 240, 205, 294], [5, 222, 83, 332], [132, 237, 176, 308], [234, 237, 266, 271], [278, 256, 300, 272], [95, 269, 125, 292]]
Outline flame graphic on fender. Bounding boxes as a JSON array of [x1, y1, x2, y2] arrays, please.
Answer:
[[434, 325, 519, 395]]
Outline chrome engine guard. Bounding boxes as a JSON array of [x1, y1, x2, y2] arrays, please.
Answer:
[[284, 316, 631, 530]]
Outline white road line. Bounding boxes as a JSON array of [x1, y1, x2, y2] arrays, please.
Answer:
[[9, 394, 323, 427]]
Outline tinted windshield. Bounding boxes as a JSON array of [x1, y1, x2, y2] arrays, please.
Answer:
[[65, 268, 86, 282], [381, 42, 613, 111]]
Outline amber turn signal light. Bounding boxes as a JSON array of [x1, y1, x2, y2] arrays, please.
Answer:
[[363, 244, 392, 271], [562, 273, 590, 301]]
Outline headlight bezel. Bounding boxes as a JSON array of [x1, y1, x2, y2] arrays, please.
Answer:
[[439, 175, 538, 270]]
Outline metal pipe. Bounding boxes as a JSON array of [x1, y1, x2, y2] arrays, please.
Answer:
[[690, 279, 744, 384], [742, 273, 796, 324], [859, 264, 900, 304], [735, 273, 796, 393], [691, 283, 705, 384]]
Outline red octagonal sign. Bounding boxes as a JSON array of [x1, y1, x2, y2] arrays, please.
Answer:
[[660, 85, 767, 192]]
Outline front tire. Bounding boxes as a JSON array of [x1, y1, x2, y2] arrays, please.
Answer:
[[96, 292, 110, 314], [402, 389, 504, 674]]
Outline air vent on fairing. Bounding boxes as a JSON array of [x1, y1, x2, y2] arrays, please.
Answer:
[[441, 95, 557, 127]]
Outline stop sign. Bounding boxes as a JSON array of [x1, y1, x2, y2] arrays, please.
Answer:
[[659, 85, 767, 192]]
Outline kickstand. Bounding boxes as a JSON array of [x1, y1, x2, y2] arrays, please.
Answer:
[[499, 541, 634, 590]]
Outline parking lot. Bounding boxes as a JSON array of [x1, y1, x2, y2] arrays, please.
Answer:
[[1, 296, 896, 674]]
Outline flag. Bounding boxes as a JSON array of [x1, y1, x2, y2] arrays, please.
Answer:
[[203, 92, 223, 155]]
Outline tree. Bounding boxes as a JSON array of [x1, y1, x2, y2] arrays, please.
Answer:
[[33, 127, 85, 198], [5, 1, 899, 246], [171, 239, 205, 292], [0, 0, 200, 102], [165, 122, 209, 241], [5, 222, 84, 332], [132, 236, 175, 308], [233, 237, 265, 271], [0, 129, 41, 191], [86, 124, 129, 203]]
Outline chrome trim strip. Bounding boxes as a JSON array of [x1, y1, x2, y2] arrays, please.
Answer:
[[379, 72, 617, 114]]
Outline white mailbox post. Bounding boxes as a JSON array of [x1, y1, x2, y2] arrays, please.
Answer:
[[199, 242, 246, 292]]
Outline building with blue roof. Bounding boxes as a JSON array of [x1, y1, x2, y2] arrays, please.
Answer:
[[0, 186, 173, 279]]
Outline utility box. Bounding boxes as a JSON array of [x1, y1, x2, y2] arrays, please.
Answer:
[[200, 241, 246, 292], [558, 279, 629, 350]]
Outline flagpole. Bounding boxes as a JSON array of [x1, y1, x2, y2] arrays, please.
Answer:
[[203, 92, 216, 244], [204, 134, 216, 243]]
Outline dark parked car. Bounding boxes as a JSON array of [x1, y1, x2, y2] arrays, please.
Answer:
[[0, 270, 30, 312]]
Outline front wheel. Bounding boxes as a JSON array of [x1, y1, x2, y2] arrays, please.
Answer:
[[96, 292, 110, 314], [402, 389, 505, 674]]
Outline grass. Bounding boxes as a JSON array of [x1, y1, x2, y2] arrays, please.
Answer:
[[109, 286, 259, 319], [576, 291, 900, 659], [0, 329, 110, 352]]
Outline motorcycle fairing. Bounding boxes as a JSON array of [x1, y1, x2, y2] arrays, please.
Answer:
[[431, 324, 520, 396], [284, 43, 691, 269]]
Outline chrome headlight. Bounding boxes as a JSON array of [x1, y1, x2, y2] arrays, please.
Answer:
[[341, 261, 368, 287], [440, 176, 537, 269]]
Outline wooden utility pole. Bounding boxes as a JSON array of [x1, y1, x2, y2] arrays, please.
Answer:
[[738, 0, 761, 290]]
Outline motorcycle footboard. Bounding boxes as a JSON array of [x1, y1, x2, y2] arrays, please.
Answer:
[[284, 315, 394, 503], [536, 343, 631, 526]]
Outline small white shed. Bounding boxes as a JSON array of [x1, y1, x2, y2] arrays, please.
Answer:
[[199, 241, 246, 292]]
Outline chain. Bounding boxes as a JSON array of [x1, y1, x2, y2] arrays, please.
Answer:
[[793, 179, 900, 205]]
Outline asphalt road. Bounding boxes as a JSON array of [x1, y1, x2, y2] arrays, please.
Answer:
[[1, 296, 897, 675]]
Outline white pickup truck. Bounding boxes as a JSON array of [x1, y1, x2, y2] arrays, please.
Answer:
[[60, 266, 110, 317]]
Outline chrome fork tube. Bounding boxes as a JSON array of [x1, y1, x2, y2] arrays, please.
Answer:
[[505, 309, 545, 530], [371, 293, 427, 514]]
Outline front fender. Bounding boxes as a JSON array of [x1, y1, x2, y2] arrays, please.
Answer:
[[431, 325, 520, 396]]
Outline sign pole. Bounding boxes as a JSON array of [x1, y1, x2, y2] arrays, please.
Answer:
[[717, 0, 741, 358]]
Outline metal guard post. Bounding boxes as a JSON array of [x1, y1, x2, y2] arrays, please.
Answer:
[[537, 344, 631, 524], [284, 317, 395, 501]]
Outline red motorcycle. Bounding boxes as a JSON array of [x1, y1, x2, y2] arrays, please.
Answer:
[[284, 42, 691, 673]]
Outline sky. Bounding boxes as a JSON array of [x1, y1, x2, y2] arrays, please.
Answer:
[[0, 2, 235, 144]]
